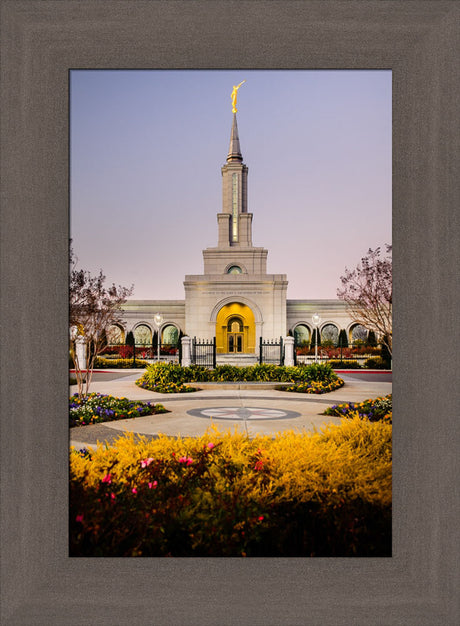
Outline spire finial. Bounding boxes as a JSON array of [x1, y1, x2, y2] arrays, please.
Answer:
[[227, 113, 243, 162]]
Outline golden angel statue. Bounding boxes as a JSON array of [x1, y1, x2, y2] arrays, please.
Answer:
[[231, 80, 246, 113]]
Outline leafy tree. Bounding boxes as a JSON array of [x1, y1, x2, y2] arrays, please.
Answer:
[[70, 245, 133, 397], [337, 245, 392, 355], [125, 331, 135, 346]]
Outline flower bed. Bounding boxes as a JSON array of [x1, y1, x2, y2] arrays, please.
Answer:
[[138, 381, 198, 394], [279, 377, 344, 394], [70, 418, 392, 557], [324, 394, 392, 423], [69, 393, 167, 427]]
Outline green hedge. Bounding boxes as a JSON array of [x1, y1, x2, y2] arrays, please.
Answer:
[[136, 362, 341, 393]]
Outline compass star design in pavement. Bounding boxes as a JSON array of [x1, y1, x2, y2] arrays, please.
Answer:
[[187, 407, 301, 421]]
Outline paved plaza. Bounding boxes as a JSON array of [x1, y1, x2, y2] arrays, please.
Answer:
[[70, 370, 392, 449]]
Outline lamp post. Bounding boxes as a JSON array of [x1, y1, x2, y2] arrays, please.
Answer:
[[154, 313, 163, 362], [312, 314, 321, 363]]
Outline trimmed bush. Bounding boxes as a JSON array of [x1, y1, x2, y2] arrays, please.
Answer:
[[367, 330, 378, 347], [329, 359, 361, 369], [70, 418, 392, 557], [136, 362, 342, 393], [338, 328, 348, 348], [364, 357, 388, 370], [70, 393, 167, 427]]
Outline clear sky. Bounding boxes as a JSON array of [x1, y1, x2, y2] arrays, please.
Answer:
[[70, 70, 391, 300]]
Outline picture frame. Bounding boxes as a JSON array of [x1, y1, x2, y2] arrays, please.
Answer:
[[1, 1, 458, 623]]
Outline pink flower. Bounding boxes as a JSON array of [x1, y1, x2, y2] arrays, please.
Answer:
[[207, 442, 215, 450], [254, 460, 264, 471], [76, 514, 84, 523], [141, 457, 154, 468], [102, 473, 112, 484], [258, 516, 264, 522], [110, 493, 116, 500], [178, 456, 193, 465], [148, 481, 158, 489], [132, 487, 137, 494]]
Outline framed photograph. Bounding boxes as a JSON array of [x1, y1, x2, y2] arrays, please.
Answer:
[[1, 1, 458, 624]]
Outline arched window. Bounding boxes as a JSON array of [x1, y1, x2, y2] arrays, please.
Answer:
[[227, 317, 243, 332], [351, 324, 368, 344], [161, 324, 179, 346], [227, 265, 242, 274], [107, 324, 124, 345], [293, 324, 310, 345], [321, 324, 339, 345], [134, 324, 152, 346]]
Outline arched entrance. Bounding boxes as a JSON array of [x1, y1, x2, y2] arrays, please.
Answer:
[[216, 303, 256, 354]]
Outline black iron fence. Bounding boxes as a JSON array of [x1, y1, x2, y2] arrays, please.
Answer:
[[259, 337, 284, 366], [192, 337, 216, 368]]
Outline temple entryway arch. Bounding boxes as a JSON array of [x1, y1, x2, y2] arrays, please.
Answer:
[[215, 302, 256, 354]]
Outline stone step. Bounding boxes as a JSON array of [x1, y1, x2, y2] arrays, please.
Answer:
[[216, 353, 258, 366]]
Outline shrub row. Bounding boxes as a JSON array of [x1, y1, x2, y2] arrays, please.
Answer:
[[136, 362, 340, 393], [328, 359, 362, 369], [363, 357, 390, 370], [94, 357, 150, 369], [70, 418, 392, 557], [69, 393, 167, 427]]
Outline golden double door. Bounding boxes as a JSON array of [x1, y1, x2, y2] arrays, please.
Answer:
[[227, 319, 244, 353], [215, 303, 256, 354]]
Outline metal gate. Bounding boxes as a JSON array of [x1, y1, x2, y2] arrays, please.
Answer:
[[259, 337, 284, 365], [192, 337, 216, 368]]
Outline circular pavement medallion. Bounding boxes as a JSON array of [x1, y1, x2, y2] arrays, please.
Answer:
[[187, 407, 301, 421]]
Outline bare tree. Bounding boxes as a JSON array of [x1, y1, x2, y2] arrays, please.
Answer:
[[70, 246, 133, 397], [337, 245, 392, 355]]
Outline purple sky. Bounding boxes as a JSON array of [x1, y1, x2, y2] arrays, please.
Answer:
[[70, 70, 391, 300]]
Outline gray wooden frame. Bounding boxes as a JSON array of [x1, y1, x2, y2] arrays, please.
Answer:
[[1, 1, 458, 624]]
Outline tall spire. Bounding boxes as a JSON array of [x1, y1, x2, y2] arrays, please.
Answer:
[[227, 113, 243, 162]]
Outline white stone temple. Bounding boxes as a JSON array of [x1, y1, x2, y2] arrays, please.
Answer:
[[114, 112, 362, 362]]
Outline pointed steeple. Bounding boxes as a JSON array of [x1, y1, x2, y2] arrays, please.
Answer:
[[227, 113, 243, 162]]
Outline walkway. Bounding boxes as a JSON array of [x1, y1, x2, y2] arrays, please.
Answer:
[[70, 371, 392, 449]]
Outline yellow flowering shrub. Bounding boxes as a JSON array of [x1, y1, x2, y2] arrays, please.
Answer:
[[70, 418, 392, 557]]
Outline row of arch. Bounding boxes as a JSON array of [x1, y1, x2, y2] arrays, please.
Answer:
[[292, 322, 370, 345], [108, 321, 371, 346], [107, 323, 181, 346]]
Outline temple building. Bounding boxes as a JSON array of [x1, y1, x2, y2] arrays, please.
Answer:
[[114, 112, 363, 362]]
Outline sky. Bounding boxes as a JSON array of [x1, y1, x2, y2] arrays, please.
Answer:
[[70, 70, 391, 300]]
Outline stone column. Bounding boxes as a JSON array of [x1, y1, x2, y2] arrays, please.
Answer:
[[181, 336, 192, 367], [75, 336, 87, 371], [284, 336, 295, 367]]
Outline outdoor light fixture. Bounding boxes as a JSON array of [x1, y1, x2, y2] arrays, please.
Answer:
[[154, 313, 163, 361], [312, 314, 321, 363]]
